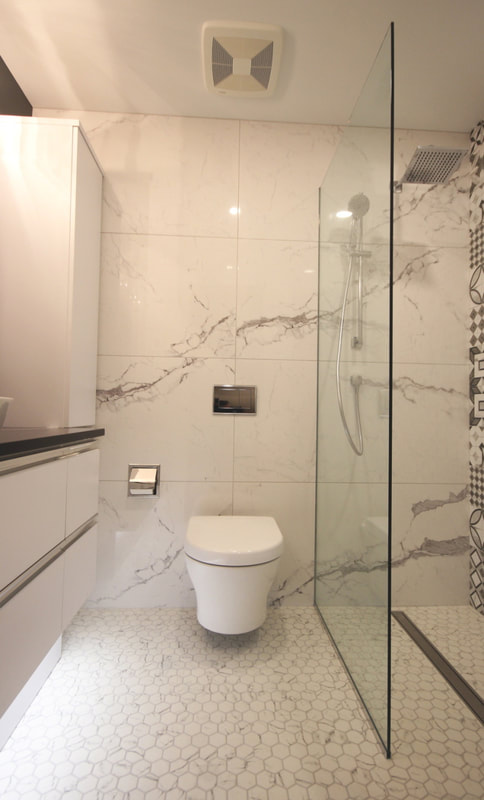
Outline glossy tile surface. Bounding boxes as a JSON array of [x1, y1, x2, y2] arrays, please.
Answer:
[[96, 356, 236, 482], [0, 607, 482, 799], [99, 234, 237, 359], [393, 129, 470, 248], [92, 481, 315, 609], [233, 359, 317, 484], [392, 363, 468, 485], [34, 108, 474, 611], [82, 113, 240, 238], [236, 240, 318, 361], [392, 483, 469, 607], [238, 121, 340, 242], [392, 245, 468, 365]]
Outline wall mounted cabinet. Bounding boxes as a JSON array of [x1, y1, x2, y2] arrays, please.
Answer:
[[0, 116, 102, 427]]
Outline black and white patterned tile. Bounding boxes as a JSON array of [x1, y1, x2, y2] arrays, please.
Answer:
[[470, 546, 484, 611], [469, 121, 484, 232], [469, 122, 484, 613]]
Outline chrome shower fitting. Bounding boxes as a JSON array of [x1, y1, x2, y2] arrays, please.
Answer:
[[335, 194, 370, 456], [394, 145, 466, 192]]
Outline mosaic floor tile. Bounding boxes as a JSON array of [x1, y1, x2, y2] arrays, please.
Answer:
[[0, 607, 482, 799], [400, 605, 484, 699]]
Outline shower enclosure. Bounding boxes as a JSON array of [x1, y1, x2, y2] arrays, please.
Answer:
[[315, 25, 394, 755]]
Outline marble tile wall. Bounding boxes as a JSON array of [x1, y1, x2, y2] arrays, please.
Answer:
[[35, 108, 341, 608], [315, 123, 394, 613], [315, 125, 471, 610], [468, 120, 484, 613], [392, 129, 470, 606], [35, 109, 472, 611]]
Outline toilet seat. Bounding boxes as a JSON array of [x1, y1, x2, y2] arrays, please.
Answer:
[[185, 515, 283, 566]]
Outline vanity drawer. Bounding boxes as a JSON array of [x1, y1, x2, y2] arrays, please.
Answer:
[[0, 459, 67, 591], [65, 448, 100, 535], [63, 524, 97, 629], [0, 558, 63, 717]]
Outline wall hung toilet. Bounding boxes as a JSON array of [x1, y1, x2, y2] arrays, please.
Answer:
[[184, 516, 283, 635]]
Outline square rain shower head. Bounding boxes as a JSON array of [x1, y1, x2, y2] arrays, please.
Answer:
[[395, 145, 467, 191]]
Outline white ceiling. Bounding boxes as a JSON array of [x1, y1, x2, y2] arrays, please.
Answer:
[[0, 0, 483, 132]]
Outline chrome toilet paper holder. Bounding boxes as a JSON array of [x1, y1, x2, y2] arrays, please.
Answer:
[[128, 464, 160, 496]]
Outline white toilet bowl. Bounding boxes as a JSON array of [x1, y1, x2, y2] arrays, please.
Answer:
[[184, 515, 283, 635]]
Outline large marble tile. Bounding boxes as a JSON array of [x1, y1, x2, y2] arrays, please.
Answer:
[[38, 109, 240, 237], [238, 120, 340, 242], [315, 481, 389, 608], [233, 359, 317, 483], [99, 233, 237, 358], [393, 129, 470, 248], [236, 239, 318, 360], [317, 361, 390, 484], [392, 363, 468, 485], [90, 480, 233, 608], [96, 355, 235, 482], [393, 244, 468, 365], [233, 481, 316, 607], [392, 483, 469, 606]]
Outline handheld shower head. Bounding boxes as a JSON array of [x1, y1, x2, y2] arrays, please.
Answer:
[[348, 193, 370, 219]]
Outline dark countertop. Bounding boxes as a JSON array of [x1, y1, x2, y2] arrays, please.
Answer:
[[0, 426, 105, 460]]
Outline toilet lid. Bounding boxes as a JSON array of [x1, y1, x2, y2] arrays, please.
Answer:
[[185, 516, 283, 566]]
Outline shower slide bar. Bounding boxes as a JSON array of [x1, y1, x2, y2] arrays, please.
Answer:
[[336, 194, 370, 456]]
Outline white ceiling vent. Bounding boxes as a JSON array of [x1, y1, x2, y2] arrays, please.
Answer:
[[202, 21, 283, 97]]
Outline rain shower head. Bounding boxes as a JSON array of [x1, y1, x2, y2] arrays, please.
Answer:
[[348, 193, 370, 219], [394, 145, 466, 191]]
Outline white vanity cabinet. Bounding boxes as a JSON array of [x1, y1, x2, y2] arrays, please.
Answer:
[[0, 444, 100, 729], [0, 458, 67, 591], [0, 116, 103, 428]]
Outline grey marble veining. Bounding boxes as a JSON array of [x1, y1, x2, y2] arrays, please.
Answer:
[[394, 534, 469, 564], [411, 487, 468, 518], [236, 308, 317, 350], [170, 315, 234, 357], [32, 108, 474, 613], [96, 358, 201, 407], [393, 374, 467, 404], [90, 480, 316, 609]]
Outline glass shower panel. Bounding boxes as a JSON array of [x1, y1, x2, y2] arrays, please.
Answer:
[[315, 25, 393, 755]]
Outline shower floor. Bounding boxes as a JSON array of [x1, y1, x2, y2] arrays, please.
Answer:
[[0, 606, 482, 799], [398, 605, 484, 700]]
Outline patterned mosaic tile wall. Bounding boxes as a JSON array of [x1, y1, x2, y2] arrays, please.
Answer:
[[468, 120, 484, 613]]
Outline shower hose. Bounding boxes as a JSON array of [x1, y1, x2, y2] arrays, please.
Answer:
[[336, 224, 364, 456]]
